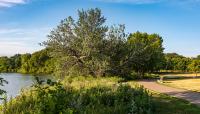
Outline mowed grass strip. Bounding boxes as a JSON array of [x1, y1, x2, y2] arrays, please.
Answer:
[[164, 78, 200, 92], [161, 73, 200, 77]]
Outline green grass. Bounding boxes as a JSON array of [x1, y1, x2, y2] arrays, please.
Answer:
[[156, 73, 200, 93], [162, 78, 200, 92], [152, 92, 200, 114], [61, 76, 122, 89], [1, 76, 200, 114]]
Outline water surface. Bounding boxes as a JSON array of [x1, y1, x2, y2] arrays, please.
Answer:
[[0, 73, 51, 99]]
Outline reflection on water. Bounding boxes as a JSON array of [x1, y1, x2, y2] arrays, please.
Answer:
[[0, 73, 51, 99]]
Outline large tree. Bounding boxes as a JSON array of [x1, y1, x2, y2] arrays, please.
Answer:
[[162, 53, 191, 72], [19, 53, 31, 73], [43, 8, 109, 77], [42, 8, 166, 78], [126, 32, 164, 78], [104, 25, 128, 76], [188, 60, 200, 77], [0, 57, 10, 72]]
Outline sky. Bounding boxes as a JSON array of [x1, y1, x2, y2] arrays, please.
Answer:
[[0, 0, 200, 57]]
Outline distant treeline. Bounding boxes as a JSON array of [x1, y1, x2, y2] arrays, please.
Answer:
[[161, 53, 200, 73], [1, 50, 199, 75], [0, 49, 55, 75]]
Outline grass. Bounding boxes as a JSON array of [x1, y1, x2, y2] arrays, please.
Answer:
[[163, 78, 200, 92], [159, 73, 200, 92], [61, 76, 200, 114], [1, 77, 154, 114], [2, 76, 200, 114], [61, 76, 122, 89], [161, 73, 200, 78], [153, 92, 200, 114]]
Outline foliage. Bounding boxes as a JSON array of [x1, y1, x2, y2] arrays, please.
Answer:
[[61, 76, 124, 90], [0, 49, 55, 75], [42, 8, 164, 78], [187, 60, 200, 76], [1, 6, 200, 114], [162, 53, 191, 72], [1, 8, 200, 77], [2, 78, 155, 114], [0, 57, 11, 72], [196, 55, 200, 60], [0, 77, 7, 100], [126, 32, 164, 78], [43, 8, 109, 77], [103, 25, 128, 76], [160, 53, 200, 74], [0, 8, 166, 79], [3, 76, 200, 114]]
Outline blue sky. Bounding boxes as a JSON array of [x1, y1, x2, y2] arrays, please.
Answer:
[[0, 0, 200, 57]]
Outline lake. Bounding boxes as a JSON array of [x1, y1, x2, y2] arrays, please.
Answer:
[[0, 73, 51, 100]]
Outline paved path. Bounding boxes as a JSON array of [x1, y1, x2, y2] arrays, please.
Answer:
[[138, 80, 200, 106]]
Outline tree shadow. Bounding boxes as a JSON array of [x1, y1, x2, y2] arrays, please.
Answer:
[[164, 91, 200, 106]]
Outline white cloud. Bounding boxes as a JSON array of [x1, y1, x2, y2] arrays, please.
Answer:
[[0, 0, 26, 7], [0, 41, 42, 56], [0, 27, 51, 56], [0, 28, 22, 34]]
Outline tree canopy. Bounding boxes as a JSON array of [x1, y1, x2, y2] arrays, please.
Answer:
[[42, 8, 165, 78], [126, 32, 164, 77], [0, 49, 55, 75]]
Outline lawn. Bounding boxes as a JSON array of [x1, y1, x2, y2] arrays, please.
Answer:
[[160, 73, 200, 92], [153, 92, 200, 114], [163, 78, 200, 92]]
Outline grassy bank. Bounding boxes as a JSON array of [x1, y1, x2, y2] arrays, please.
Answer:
[[1, 77, 154, 114], [1, 76, 200, 114]]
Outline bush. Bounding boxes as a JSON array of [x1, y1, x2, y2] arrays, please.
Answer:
[[2, 79, 155, 114]]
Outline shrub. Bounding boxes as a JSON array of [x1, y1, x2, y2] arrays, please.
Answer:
[[2, 79, 155, 114]]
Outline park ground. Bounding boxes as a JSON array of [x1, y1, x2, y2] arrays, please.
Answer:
[[138, 73, 200, 114], [62, 75, 200, 114], [161, 73, 200, 92], [2, 74, 200, 114]]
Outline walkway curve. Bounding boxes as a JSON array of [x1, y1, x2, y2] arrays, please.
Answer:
[[138, 80, 200, 106]]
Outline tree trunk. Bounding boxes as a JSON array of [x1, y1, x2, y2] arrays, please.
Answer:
[[138, 71, 144, 79]]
